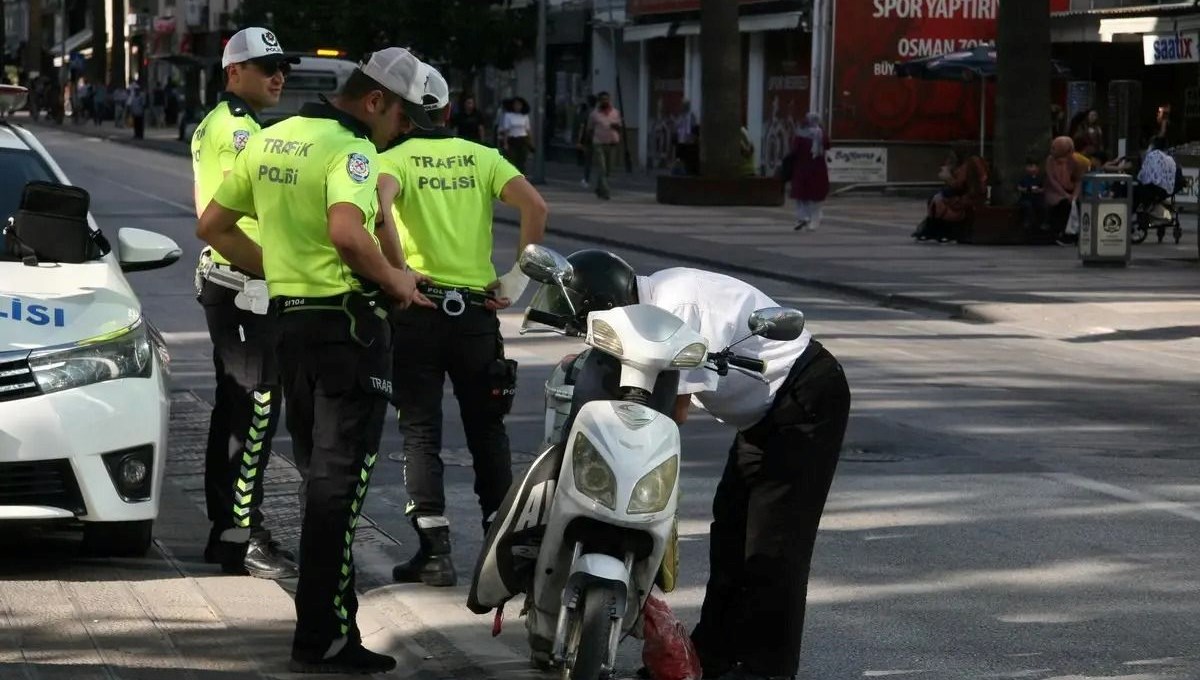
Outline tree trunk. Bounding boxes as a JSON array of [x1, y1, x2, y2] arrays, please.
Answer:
[[0, 0, 7, 79], [90, 0, 107, 84], [27, 0, 44, 77], [110, 0, 125, 88], [699, 0, 742, 178], [995, 0, 1051, 206]]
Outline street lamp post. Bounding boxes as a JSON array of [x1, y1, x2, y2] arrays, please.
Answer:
[[531, 0, 547, 184]]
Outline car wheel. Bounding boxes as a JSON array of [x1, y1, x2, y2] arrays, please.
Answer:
[[82, 520, 154, 557]]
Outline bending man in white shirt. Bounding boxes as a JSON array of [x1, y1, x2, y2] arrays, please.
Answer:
[[558, 250, 852, 680]]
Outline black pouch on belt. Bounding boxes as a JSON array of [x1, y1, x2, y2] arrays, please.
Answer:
[[487, 357, 519, 416], [343, 291, 390, 349]]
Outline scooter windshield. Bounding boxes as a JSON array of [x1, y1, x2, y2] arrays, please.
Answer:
[[522, 282, 585, 335]]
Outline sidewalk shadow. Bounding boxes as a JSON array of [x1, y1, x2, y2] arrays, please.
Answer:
[[1064, 325, 1200, 343]]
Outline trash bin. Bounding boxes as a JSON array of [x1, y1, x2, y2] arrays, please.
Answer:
[[1078, 172, 1132, 266]]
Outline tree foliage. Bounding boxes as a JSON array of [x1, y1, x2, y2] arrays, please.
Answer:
[[235, 0, 534, 73]]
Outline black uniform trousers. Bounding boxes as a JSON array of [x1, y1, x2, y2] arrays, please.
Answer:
[[277, 301, 391, 661], [201, 281, 281, 541], [393, 304, 513, 523], [691, 341, 851, 678]]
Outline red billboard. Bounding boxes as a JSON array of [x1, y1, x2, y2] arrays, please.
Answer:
[[831, 0, 1071, 142], [628, 0, 773, 16]]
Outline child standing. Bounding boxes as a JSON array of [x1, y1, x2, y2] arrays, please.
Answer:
[[1017, 157, 1046, 230]]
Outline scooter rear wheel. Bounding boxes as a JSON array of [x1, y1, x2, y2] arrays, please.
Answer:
[[564, 585, 619, 680]]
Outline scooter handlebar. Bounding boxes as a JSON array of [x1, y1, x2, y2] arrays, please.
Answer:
[[728, 355, 766, 374]]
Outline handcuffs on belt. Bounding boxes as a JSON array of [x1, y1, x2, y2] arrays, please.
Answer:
[[195, 248, 270, 315], [418, 283, 486, 317]]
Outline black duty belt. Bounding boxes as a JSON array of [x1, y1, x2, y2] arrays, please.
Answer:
[[419, 283, 492, 317], [277, 291, 388, 321]]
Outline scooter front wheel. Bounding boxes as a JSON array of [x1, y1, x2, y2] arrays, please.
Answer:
[[563, 585, 620, 680]]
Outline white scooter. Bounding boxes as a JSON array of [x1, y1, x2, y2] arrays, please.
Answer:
[[468, 245, 806, 680]]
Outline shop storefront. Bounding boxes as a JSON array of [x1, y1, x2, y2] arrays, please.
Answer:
[[620, 0, 809, 174]]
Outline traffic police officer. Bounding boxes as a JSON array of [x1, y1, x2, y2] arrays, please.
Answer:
[[198, 47, 434, 674], [554, 253, 851, 680], [377, 65, 548, 587], [192, 26, 299, 579]]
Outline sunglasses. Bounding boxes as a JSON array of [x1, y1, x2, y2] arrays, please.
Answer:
[[249, 58, 291, 78]]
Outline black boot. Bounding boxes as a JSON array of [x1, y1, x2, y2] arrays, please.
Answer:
[[289, 643, 396, 674], [392, 521, 457, 587], [243, 535, 299, 580]]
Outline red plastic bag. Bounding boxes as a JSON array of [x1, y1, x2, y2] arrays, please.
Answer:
[[641, 594, 702, 680]]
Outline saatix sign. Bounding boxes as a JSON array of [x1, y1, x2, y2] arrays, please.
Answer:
[[1143, 32, 1200, 66]]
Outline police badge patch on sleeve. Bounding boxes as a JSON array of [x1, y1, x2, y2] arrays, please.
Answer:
[[347, 153, 371, 183], [233, 129, 250, 151]]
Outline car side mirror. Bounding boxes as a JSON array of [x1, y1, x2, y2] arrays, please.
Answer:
[[747, 307, 805, 341], [519, 244, 573, 284], [118, 228, 182, 273]]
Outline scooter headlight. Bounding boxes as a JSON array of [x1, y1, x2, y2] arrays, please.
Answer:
[[588, 319, 624, 358], [572, 433, 616, 510], [628, 456, 679, 515], [670, 342, 708, 369]]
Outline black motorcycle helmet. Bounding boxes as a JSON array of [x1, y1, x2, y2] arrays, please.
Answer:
[[524, 249, 638, 333], [565, 249, 638, 321]]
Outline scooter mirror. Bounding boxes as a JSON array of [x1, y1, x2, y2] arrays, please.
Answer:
[[748, 307, 805, 341], [519, 244, 574, 285]]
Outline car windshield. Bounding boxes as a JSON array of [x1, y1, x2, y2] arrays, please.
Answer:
[[0, 148, 55, 224]]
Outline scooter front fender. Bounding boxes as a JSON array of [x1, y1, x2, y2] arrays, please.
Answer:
[[564, 552, 630, 615]]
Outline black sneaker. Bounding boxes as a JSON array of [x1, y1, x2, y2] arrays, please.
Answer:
[[289, 644, 396, 675], [243, 536, 298, 580]]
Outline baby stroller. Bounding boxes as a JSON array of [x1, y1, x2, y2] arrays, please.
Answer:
[[1132, 166, 1186, 244], [1132, 191, 1182, 244]]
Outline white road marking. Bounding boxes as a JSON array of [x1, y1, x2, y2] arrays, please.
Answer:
[[93, 174, 195, 214], [1047, 473, 1200, 523]]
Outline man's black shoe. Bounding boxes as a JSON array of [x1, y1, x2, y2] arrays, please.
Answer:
[[288, 644, 396, 674], [243, 536, 298, 580], [392, 523, 456, 587]]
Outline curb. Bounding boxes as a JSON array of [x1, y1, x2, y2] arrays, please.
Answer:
[[493, 215, 991, 323], [18, 118, 191, 158]]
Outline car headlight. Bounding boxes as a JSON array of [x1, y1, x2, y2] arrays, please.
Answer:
[[628, 456, 679, 514], [28, 321, 153, 395], [572, 433, 616, 510], [589, 319, 623, 358], [670, 342, 708, 368]]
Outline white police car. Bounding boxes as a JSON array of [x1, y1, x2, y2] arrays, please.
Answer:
[[0, 85, 182, 556]]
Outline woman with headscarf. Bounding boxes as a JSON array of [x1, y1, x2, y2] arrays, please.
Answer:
[[1045, 136, 1084, 245], [787, 113, 831, 232], [915, 147, 988, 243]]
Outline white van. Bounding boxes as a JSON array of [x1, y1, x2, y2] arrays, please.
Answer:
[[268, 56, 359, 121]]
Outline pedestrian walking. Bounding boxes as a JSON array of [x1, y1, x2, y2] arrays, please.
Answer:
[[787, 113, 830, 232], [586, 91, 622, 200], [129, 81, 147, 139], [499, 96, 532, 173], [91, 82, 107, 126], [450, 94, 485, 142], [575, 95, 597, 187], [673, 99, 699, 175], [198, 46, 435, 674], [377, 64, 548, 587], [113, 84, 128, 127], [191, 27, 301, 581], [555, 254, 851, 680]]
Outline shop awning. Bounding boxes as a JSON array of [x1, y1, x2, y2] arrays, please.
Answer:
[[623, 11, 804, 41], [49, 29, 93, 57]]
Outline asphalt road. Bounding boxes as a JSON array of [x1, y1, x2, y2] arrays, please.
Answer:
[[7, 127, 1200, 680]]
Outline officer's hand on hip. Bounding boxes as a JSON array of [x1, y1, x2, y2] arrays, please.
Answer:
[[484, 279, 513, 311]]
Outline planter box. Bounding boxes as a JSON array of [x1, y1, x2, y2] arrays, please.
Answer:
[[656, 175, 785, 207]]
